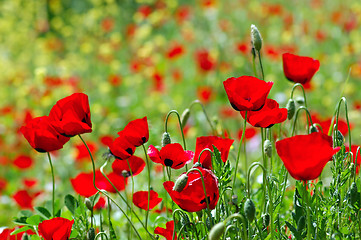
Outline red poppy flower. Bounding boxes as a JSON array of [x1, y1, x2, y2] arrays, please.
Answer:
[[20, 116, 70, 152], [13, 155, 33, 169], [119, 117, 149, 147], [100, 135, 114, 146], [223, 76, 273, 111], [74, 142, 97, 162], [148, 143, 194, 169], [132, 190, 162, 210], [70, 170, 127, 197], [49, 93, 92, 137], [195, 49, 215, 72], [154, 221, 177, 240], [345, 145, 361, 174], [282, 53, 320, 85], [38, 217, 74, 240], [163, 167, 219, 212], [94, 197, 107, 210], [193, 136, 234, 169], [13, 189, 41, 209], [112, 155, 145, 177], [275, 132, 340, 181], [240, 99, 287, 128], [0, 228, 34, 240], [108, 134, 136, 160]]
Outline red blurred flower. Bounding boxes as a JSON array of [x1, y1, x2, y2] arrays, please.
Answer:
[[164, 167, 219, 212], [101, 17, 114, 32], [154, 221, 177, 240], [0, 177, 7, 192], [112, 155, 145, 177], [148, 143, 194, 169], [152, 71, 164, 92], [282, 53, 320, 85], [13, 189, 41, 209], [13, 155, 33, 169], [236, 42, 250, 55], [108, 74, 122, 86], [94, 197, 107, 210], [175, 5, 190, 24], [195, 49, 215, 72], [119, 117, 149, 147], [100, 135, 114, 146], [345, 145, 361, 174], [108, 134, 136, 160], [74, 142, 97, 162], [20, 116, 70, 152], [70, 170, 127, 197], [167, 42, 184, 59], [38, 217, 74, 240], [132, 190, 162, 210], [0, 228, 34, 240], [193, 136, 234, 169], [138, 5, 152, 18], [276, 132, 340, 181], [23, 178, 38, 188], [49, 93, 92, 137], [310, 113, 351, 135], [223, 76, 273, 111], [197, 86, 214, 104], [238, 127, 258, 141], [44, 76, 63, 87], [240, 99, 287, 128]]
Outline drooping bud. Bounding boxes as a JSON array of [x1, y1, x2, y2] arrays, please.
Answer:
[[193, 162, 202, 168], [87, 227, 95, 240], [181, 108, 191, 128], [122, 170, 129, 178], [251, 24, 262, 52], [286, 99, 296, 120], [264, 140, 272, 158], [334, 130, 344, 147], [173, 174, 189, 192], [85, 198, 93, 211], [231, 195, 238, 205], [244, 198, 256, 222], [161, 132, 171, 147], [208, 222, 225, 240], [295, 96, 305, 105], [309, 124, 318, 133]]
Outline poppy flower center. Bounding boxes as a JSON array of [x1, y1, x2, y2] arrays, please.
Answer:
[[164, 159, 173, 167], [126, 148, 133, 155], [142, 137, 146, 143]]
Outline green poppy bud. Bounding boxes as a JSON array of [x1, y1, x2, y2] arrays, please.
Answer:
[[122, 170, 129, 178], [87, 227, 95, 240], [295, 96, 305, 105], [244, 198, 256, 222], [251, 24, 262, 52], [181, 108, 191, 128], [173, 174, 188, 192], [193, 162, 202, 168], [208, 222, 225, 240], [162, 132, 171, 147], [264, 139, 272, 158], [350, 182, 358, 205], [262, 213, 270, 227], [297, 215, 306, 232], [22, 233, 30, 240], [286, 99, 296, 120], [309, 124, 318, 133], [334, 130, 344, 147], [85, 198, 93, 211]]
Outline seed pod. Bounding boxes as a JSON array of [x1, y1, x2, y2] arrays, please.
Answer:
[[297, 215, 306, 232], [173, 174, 189, 192], [181, 108, 191, 128], [286, 99, 296, 120], [87, 227, 95, 240], [161, 132, 171, 147], [262, 213, 270, 227], [251, 25, 262, 52], [208, 222, 225, 240], [309, 124, 318, 133], [264, 139, 272, 158], [244, 198, 256, 222], [85, 198, 93, 211], [350, 182, 358, 205]]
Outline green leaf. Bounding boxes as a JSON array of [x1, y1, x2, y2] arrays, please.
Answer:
[[26, 215, 42, 225], [285, 221, 302, 240], [65, 194, 78, 215], [34, 207, 51, 219], [10, 226, 32, 235]]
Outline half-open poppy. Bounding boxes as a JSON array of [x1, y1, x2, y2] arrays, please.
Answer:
[[38, 217, 74, 240], [148, 143, 194, 169]]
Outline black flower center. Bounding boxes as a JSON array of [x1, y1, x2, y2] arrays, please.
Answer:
[[164, 158, 173, 167]]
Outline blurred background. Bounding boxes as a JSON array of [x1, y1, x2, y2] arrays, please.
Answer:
[[0, 0, 361, 227]]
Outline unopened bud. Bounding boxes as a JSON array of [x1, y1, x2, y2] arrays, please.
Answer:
[[122, 170, 129, 178], [87, 227, 95, 240], [85, 198, 93, 211], [193, 162, 202, 168], [297, 216, 306, 232], [208, 222, 225, 240], [173, 174, 188, 192], [334, 130, 344, 147], [264, 140, 272, 158], [162, 132, 171, 147], [181, 108, 191, 128], [350, 182, 358, 205], [262, 213, 270, 227], [22, 233, 30, 240], [251, 24, 262, 51], [295, 96, 305, 105], [309, 124, 318, 133], [231, 195, 238, 205], [244, 198, 256, 222], [286, 99, 296, 120]]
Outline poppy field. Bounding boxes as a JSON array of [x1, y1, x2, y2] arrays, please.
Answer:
[[1, 0, 361, 239]]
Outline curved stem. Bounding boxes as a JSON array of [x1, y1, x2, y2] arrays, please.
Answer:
[[252, 47, 259, 78], [197, 148, 213, 164], [304, 181, 312, 240], [233, 111, 247, 194], [164, 110, 187, 150], [291, 106, 313, 136], [142, 144, 151, 229], [225, 213, 248, 240], [189, 100, 217, 135], [172, 209, 187, 240], [223, 225, 237, 240], [95, 232, 109, 240], [46, 152, 55, 217], [290, 83, 308, 108]]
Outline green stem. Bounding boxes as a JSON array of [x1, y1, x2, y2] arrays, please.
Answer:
[[189, 100, 217, 135], [290, 83, 308, 108], [125, 158, 134, 240], [164, 110, 187, 150], [233, 111, 247, 194], [95, 232, 109, 240], [252, 47, 259, 78], [46, 152, 55, 217], [142, 144, 151, 229], [291, 106, 313, 136], [197, 148, 213, 164], [257, 50, 265, 80], [304, 181, 312, 240]]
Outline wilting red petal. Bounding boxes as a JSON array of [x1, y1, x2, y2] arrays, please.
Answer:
[[13, 155, 34, 169], [148, 143, 194, 169], [132, 190, 162, 210], [240, 99, 287, 128], [112, 155, 145, 177], [276, 132, 340, 181], [154, 221, 177, 240], [282, 53, 320, 85], [193, 136, 234, 169], [74, 142, 97, 162], [38, 217, 74, 240], [164, 167, 219, 212], [223, 76, 273, 111]]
